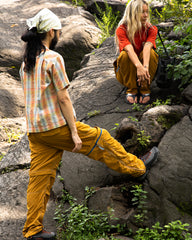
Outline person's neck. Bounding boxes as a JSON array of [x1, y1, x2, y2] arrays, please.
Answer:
[[42, 39, 50, 49]]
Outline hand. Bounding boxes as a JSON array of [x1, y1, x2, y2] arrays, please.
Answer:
[[137, 65, 150, 87], [71, 132, 82, 153]]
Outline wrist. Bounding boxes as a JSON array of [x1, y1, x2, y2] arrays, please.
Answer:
[[144, 65, 149, 68], [135, 62, 142, 68]]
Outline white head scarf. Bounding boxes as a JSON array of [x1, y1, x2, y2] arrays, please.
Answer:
[[26, 8, 62, 33]]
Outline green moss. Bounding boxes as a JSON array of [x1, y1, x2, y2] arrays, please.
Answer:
[[179, 200, 192, 216], [157, 113, 182, 130]]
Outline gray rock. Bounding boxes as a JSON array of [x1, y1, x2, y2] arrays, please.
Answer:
[[144, 115, 192, 228], [0, 1, 192, 238], [115, 105, 189, 154], [0, 169, 56, 240], [0, 0, 101, 80], [85, 0, 126, 17], [0, 133, 30, 172], [56, 14, 101, 79], [182, 83, 192, 103], [0, 170, 28, 240], [88, 186, 131, 224], [0, 72, 24, 118]]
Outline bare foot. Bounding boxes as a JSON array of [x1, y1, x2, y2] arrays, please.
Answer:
[[126, 94, 137, 104], [139, 94, 150, 104]]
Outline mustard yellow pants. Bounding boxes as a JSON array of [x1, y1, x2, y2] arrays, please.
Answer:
[[23, 121, 145, 238], [116, 49, 159, 95]]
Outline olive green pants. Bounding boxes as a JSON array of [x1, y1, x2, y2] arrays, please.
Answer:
[[115, 49, 159, 95], [23, 121, 145, 238]]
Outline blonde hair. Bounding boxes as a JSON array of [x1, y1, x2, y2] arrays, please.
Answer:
[[115, 0, 150, 50]]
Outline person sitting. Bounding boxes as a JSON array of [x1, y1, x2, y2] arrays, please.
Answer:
[[115, 0, 159, 104]]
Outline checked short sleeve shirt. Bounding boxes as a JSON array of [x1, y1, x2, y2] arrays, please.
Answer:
[[20, 48, 76, 133]]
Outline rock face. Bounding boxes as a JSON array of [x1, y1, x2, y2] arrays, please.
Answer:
[[0, 0, 101, 80], [85, 0, 126, 17], [56, 13, 101, 79], [144, 114, 192, 229], [0, 1, 192, 240]]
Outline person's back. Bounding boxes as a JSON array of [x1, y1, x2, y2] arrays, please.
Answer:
[[20, 47, 76, 132]]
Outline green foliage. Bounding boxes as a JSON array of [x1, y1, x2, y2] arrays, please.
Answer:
[[157, 115, 174, 129], [151, 0, 192, 24], [131, 185, 148, 224], [54, 188, 126, 240], [111, 123, 119, 131], [134, 220, 192, 240], [137, 130, 151, 152], [71, 0, 85, 7], [152, 98, 171, 106], [128, 116, 138, 122], [0, 153, 5, 161], [0, 125, 23, 144], [155, 17, 192, 90], [132, 103, 142, 111], [94, 1, 120, 45], [87, 110, 101, 118], [168, 50, 192, 90]]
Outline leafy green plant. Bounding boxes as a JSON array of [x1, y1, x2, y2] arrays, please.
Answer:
[[152, 98, 171, 106], [132, 103, 142, 111], [131, 184, 148, 224], [0, 126, 23, 144], [94, 1, 120, 45], [151, 0, 192, 24], [137, 130, 151, 152], [155, 17, 192, 91], [134, 220, 192, 240], [168, 49, 192, 90], [54, 188, 126, 240], [128, 116, 139, 122]]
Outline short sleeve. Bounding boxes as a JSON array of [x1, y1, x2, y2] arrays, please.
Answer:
[[116, 25, 131, 52], [146, 25, 158, 49], [51, 54, 70, 92]]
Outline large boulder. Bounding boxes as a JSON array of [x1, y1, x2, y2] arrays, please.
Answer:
[[56, 14, 101, 80], [0, 72, 24, 118], [85, 0, 127, 17], [0, 0, 101, 80], [144, 112, 192, 229]]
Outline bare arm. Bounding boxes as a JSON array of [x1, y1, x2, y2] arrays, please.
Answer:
[[143, 42, 153, 70], [57, 88, 82, 152]]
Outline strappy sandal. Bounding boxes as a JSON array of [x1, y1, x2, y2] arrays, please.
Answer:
[[140, 93, 150, 105], [126, 93, 137, 104]]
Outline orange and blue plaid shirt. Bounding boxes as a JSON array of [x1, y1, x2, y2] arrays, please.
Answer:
[[20, 48, 76, 133]]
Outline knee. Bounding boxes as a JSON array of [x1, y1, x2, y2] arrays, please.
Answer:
[[119, 50, 130, 62], [150, 49, 159, 64]]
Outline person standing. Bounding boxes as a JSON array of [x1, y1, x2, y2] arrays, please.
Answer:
[[115, 0, 159, 104], [20, 8, 159, 240]]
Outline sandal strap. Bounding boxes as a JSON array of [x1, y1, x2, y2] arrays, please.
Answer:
[[126, 93, 137, 97], [142, 93, 150, 97]]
